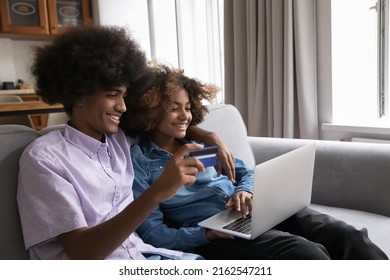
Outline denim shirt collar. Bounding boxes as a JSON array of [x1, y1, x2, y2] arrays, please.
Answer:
[[140, 138, 191, 157]]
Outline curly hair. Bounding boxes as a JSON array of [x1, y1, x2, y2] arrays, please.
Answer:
[[121, 63, 219, 139], [30, 25, 148, 114]]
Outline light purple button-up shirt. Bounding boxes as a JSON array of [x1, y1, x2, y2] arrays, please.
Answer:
[[17, 124, 183, 260]]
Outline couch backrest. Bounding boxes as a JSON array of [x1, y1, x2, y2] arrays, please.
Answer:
[[248, 136, 390, 218], [199, 104, 256, 168], [0, 125, 40, 259]]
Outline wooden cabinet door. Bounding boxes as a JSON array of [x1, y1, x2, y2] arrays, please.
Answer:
[[0, 0, 50, 35], [47, 0, 91, 34], [17, 93, 48, 130]]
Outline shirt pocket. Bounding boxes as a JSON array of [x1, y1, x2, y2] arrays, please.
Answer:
[[186, 182, 210, 192], [147, 160, 166, 182]]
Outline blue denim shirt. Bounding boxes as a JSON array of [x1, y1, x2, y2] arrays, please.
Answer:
[[131, 139, 254, 251]]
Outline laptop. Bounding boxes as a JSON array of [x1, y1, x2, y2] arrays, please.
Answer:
[[198, 142, 316, 240]]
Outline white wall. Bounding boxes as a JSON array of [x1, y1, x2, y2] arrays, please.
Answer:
[[0, 38, 16, 83], [0, 38, 47, 87]]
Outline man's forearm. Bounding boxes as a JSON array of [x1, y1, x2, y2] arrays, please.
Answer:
[[186, 125, 220, 146]]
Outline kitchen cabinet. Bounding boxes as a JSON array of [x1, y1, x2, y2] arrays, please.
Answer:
[[18, 92, 48, 130], [0, 0, 91, 36], [0, 89, 50, 130]]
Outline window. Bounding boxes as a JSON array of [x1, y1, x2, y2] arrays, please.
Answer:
[[149, 0, 224, 103], [94, 0, 224, 102], [331, 0, 390, 124]]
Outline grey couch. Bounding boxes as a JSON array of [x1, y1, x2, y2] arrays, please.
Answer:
[[1, 104, 389, 259], [200, 104, 390, 258]]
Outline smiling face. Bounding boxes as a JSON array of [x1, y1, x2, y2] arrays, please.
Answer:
[[151, 88, 192, 148], [70, 85, 127, 141]]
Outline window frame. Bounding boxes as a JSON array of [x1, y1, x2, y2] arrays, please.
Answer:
[[320, 0, 390, 140], [378, 0, 389, 117]]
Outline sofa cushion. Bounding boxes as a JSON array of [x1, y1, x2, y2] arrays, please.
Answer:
[[0, 125, 40, 259], [199, 104, 256, 168], [311, 204, 390, 258]]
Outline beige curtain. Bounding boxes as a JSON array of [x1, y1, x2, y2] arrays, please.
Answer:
[[224, 0, 319, 139]]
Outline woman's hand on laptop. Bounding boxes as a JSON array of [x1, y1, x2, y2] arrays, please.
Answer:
[[225, 191, 253, 218]]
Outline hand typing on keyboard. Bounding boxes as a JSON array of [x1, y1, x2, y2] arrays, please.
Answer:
[[224, 190, 253, 218]]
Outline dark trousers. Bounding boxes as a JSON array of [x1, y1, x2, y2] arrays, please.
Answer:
[[191, 207, 388, 260]]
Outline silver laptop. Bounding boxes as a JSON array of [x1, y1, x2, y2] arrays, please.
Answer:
[[198, 143, 316, 240]]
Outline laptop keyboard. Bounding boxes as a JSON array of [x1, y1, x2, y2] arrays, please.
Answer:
[[222, 215, 252, 234]]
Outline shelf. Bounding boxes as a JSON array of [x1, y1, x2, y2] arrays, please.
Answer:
[[0, 33, 53, 41], [0, 89, 54, 130], [0, 89, 36, 95], [0, 101, 63, 117]]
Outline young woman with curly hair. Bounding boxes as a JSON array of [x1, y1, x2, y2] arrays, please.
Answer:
[[121, 63, 218, 137], [16, 26, 235, 260], [122, 63, 388, 260]]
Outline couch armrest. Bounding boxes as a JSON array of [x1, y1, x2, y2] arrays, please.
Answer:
[[248, 136, 390, 218]]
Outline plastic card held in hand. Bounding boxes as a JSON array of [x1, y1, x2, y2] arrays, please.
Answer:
[[187, 146, 218, 168]]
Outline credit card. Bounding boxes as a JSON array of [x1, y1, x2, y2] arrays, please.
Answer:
[[187, 146, 218, 168]]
